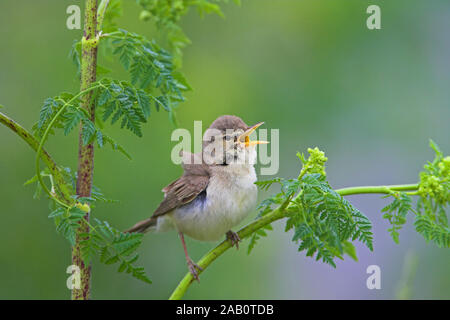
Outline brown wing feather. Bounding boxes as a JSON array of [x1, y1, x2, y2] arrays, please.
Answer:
[[152, 174, 209, 217], [125, 152, 209, 234], [152, 152, 210, 218]]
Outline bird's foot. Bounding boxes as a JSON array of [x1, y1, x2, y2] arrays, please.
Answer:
[[186, 257, 203, 282], [226, 230, 241, 250]]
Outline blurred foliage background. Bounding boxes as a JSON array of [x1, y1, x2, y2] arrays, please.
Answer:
[[0, 0, 449, 299]]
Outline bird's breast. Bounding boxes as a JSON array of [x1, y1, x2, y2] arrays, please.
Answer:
[[172, 168, 258, 241]]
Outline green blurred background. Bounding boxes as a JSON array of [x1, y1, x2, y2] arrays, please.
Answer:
[[0, 0, 449, 299]]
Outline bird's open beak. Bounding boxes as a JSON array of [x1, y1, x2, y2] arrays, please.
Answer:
[[238, 122, 269, 147]]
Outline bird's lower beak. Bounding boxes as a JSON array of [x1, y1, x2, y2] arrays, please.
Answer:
[[238, 122, 269, 147]]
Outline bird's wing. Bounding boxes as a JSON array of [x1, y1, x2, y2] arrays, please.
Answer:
[[152, 152, 210, 218]]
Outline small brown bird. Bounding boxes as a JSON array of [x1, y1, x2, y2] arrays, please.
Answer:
[[125, 115, 268, 280]]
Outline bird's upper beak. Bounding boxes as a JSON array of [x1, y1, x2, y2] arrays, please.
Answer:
[[238, 122, 269, 147]]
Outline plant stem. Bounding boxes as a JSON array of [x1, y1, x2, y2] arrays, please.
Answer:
[[168, 183, 419, 300], [72, 0, 99, 300], [0, 111, 74, 204], [337, 184, 419, 196]]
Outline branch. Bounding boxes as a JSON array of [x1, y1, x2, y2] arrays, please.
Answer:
[[168, 183, 419, 300], [0, 111, 73, 203], [337, 184, 419, 196]]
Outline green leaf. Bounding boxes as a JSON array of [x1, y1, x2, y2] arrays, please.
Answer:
[[23, 174, 38, 186], [68, 40, 81, 76], [84, 220, 152, 284], [112, 232, 143, 256], [102, 101, 117, 122], [131, 266, 152, 284], [102, 134, 132, 160], [98, 88, 112, 106], [247, 224, 272, 254], [136, 90, 151, 118], [96, 130, 104, 147], [81, 118, 96, 145], [38, 98, 57, 129], [51, 206, 85, 246], [48, 207, 65, 218], [63, 108, 84, 135], [255, 178, 281, 191], [342, 240, 358, 261]]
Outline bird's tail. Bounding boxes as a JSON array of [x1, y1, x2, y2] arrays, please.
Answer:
[[124, 217, 157, 233]]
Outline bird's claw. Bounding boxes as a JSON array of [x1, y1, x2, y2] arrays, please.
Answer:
[[226, 231, 241, 250], [187, 258, 203, 282]]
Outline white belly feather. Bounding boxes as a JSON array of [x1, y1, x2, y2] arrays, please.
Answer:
[[155, 166, 258, 241]]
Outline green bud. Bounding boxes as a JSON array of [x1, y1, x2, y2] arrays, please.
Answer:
[[438, 156, 450, 177], [139, 10, 152, 22], [173, 0, 184, 10], [76, 202, 91, 213], [299, 147, 328, 177]]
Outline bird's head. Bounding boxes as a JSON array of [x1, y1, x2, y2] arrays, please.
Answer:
[[202, 115, 268, 168]]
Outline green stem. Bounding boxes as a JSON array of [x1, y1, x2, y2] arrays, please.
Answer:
[[0, 111, 73, 204], [337, 184, 419, 196], [168, 183, 419, 300]]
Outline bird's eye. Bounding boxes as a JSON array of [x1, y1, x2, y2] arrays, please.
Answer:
[[234, 136, 238, 142], [224, 135, 231, 141]]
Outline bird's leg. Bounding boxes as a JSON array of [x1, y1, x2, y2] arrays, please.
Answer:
[[226, 230, 241, 249], [178, 232, 203, 282]]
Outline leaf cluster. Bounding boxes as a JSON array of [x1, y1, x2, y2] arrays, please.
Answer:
[[34, 83, 150, 160], [287, 174, 373, 267], [47, 199, 151, 284], [80, 219, 151, 284], [251, 148, 374, 267], [381, 192, 412, 244], [381, 141, 449, 247], [97, 79, 151, 137], [24, 167, 149, 284], [49, 206, 86, 246], [415, 141, 449, 247], [33, 93, 80, 138], [109, 29, 189, 98]]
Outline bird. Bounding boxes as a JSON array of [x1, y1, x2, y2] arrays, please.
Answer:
[[125, 115, 268, 280]]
